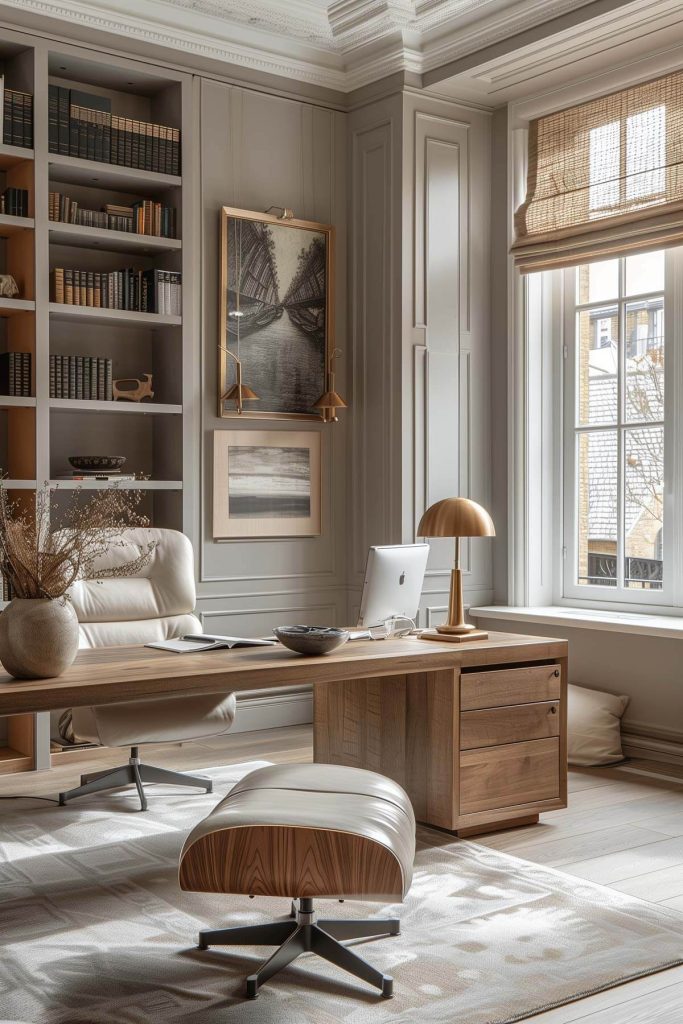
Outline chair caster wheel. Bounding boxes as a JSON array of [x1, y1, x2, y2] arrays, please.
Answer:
[[197, 940, 208, 950], [58, 794, 66, 806], [246, 976, 259, 999], [381, 976, 394, 999]]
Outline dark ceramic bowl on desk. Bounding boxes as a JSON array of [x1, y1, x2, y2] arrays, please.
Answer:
[[274, 625, 349, 656]]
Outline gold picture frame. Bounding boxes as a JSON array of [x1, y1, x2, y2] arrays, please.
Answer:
[[213, 429, 322, 539], [218, 206, 335, 420]]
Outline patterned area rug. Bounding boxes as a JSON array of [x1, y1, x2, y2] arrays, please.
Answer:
[[2, 760, 683, 1024]]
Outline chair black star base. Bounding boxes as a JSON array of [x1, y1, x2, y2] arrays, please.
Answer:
[[58, 746, 213, 811], [197, 897, 398, 999]]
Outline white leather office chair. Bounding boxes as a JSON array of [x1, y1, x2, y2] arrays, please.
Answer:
[[58, 528, 237, 811]]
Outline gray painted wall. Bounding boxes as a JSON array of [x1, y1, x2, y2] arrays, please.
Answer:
[[195, 80, 349, 637]]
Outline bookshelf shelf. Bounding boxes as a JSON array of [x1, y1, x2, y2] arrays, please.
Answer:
[[0, 144, 34, 170], [48, 222, 181, 254], [0, 214, 34, 237], [2, 479, 37, 489], [0, 298, 35, 316], [48, 303, 181, 327], [50, 399, 181, 414], [48, 154, 181, 193], [0, 396, 35, 408], [50, 478, 182, 490]]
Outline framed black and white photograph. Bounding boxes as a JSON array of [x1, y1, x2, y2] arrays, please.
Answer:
[[218, 206, 334, 420], [213, 430, 322, 538]]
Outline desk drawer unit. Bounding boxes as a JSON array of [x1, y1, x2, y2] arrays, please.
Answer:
[[455, 661, 566, 835]]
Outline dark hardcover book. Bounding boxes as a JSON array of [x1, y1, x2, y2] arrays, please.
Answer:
[[105, 358, 112, 401], [2, 89, 11, 146], [158, 125, 167, 177], [110, 114, 119, 165], [83, 357, 91, 400], [86, 271, 94, 307], [55, 355, 62, 399], [97, 357, 105, 401], [69, 111, 79, 157], [22, 352, 30, 397], [102, 110, 111, 163], [48, 85, 59, 153], [23, 94, 33, 148], [130, 119, 139, 169], [64, 269, 74, 305], [10, 92, 21, 147], [58, 86, 70, 155], [124, 117, 133, 167], [76, 355, 84, 400], [68, 356, 76, 400], [86, 109, 96, 161], [90, 357, 98, 400], [61, 355, 68, 398], [49, 354, 56, 398], [152, 123, 160, 175]]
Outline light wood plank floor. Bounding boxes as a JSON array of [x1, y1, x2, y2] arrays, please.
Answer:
[[3, 726, 683, 1021]]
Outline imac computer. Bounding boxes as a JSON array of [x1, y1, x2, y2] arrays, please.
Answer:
[[356, 544, 429, 629]]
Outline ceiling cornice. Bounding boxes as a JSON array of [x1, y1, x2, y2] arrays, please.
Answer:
[[0, 0, 647, 94]]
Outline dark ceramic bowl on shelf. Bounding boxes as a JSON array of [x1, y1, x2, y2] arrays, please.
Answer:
[[274, 625, 349, 656], [69, 456, 127, 473]]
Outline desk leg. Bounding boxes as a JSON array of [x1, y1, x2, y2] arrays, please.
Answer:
[[313, 670, 459, 831]]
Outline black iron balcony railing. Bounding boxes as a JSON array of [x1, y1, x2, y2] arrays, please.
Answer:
[[580, 552, 663, 589]]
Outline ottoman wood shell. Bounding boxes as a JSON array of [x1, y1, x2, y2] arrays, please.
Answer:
[[179, 763, 416, 999]]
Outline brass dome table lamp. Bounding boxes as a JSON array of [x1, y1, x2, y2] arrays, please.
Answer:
[[418, 497, 495, 643]]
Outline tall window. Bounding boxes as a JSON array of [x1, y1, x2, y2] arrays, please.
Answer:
[[563, 251, 668, 601]]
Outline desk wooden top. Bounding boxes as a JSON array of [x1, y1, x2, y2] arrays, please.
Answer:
[[0, 631, 568, 716]]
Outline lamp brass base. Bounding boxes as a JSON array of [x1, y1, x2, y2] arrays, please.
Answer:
[[419, 628, 489, 643]]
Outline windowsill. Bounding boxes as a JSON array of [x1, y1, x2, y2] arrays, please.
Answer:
[[470, 605, 683, 640]]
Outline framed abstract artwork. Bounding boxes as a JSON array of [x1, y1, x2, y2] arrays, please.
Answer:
[[218, 206, 334, 420], [213, 430, 322, 539]]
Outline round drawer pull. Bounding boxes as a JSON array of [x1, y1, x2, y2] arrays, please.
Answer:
[[550, 706, 557, 714], [553, 669, 560, 677]]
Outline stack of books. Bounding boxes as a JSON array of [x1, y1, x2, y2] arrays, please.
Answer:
[[0, 352, 31, 396], [49, 354, 113, 401], [48, 86, 180, 174], [0, 188, 29, 217], [51, 266, 182, 315], [0, 78, 33, 148], [48, 192, 177, 237]]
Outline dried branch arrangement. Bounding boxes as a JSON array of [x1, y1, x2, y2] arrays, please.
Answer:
[[0, 484, 155, 600]]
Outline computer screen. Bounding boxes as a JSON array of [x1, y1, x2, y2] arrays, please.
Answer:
[[357, 544, 430, 627]]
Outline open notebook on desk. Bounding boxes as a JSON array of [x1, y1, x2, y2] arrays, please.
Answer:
[[146, 634, 277, 654]]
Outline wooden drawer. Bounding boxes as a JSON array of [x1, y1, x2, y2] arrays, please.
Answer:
[[460, 701, 560, 750], [460, 664, 561, 711], [460, 737, 560, 814]]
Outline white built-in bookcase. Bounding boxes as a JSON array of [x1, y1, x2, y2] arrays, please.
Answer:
[[0, 28, 196, 773]]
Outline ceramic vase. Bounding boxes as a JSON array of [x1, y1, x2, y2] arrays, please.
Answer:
[[0, 598, 79, 679]]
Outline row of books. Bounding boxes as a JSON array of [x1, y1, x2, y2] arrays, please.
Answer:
[[49, 354, 113, 401], [1, 574, 13, 603], [0, 352, 31, 397], [48, 87, 180, 175], [0, 78, 33, 149], [51, 267, 182, 315], [48, 192, 177, 238], [0, 188, 29, 218]]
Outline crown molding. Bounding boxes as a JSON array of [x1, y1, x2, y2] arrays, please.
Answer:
[[0, 0, 652, 95]]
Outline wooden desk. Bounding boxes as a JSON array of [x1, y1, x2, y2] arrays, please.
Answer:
[[0, 631, 567, 835]]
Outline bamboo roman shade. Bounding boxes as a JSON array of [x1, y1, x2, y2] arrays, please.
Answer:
[[513, 70, 683, 272]]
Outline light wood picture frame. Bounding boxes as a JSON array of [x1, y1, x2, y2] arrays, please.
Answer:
[[213, 430, 322, 538], [218, 206, 334, 420]]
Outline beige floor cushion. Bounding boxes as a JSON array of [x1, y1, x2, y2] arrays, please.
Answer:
[[568, 683, 630, 766]]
